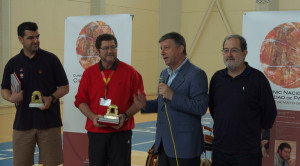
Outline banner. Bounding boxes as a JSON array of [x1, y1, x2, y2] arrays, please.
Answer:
[[63, 14, 133, 166], [243, 11, 300, 166]]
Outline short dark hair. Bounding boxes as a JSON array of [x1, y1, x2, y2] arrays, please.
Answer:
[[159, 32, 187, 56], [277, 142, 292, 153], [17, 22, 38, 37], [223, 34, 247, 51], [95, 34, 118, 49]]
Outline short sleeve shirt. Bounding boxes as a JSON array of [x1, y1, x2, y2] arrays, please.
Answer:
[[1, 49, 69, 130]]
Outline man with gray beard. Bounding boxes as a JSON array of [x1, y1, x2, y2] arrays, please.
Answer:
[[208, 34, 277, 166]]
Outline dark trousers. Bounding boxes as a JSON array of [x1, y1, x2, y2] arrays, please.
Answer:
[[158, 143, 200, 166], [87, 130, 132, 166], [212, 149, 262, 166]]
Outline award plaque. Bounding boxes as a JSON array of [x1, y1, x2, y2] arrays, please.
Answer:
[[29, 91, 44, 108], [98, 104, 119, 126]]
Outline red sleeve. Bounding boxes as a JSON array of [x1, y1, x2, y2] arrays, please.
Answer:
[[132, 70, 146, 98], [74, 70, 90, 108]]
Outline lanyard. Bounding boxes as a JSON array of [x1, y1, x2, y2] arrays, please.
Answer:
[[100, 71, 114, 99]]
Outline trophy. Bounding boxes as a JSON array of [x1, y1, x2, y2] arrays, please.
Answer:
[[98, 104, 119, 126], [29, 91, 44, 108]]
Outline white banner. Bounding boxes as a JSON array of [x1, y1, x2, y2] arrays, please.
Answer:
[[63, 14, 133, 133], [243, 11, 300, 111]]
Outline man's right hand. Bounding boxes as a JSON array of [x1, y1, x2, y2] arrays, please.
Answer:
[[9, 85, 23, 103], [92, 114, 108, 128], [288, 158, 294, 166]]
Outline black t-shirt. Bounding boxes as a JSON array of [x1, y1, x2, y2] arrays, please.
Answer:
[[1, 49, 69, 130]]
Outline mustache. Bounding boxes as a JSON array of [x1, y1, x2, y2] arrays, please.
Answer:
[[225, 57, 235, 61], [106, 54, 115, 56]]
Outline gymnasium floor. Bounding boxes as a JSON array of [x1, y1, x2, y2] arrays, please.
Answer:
[[0, 103, 213, 166]]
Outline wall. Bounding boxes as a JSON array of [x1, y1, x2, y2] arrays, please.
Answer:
[[182, 0, 255, 80], [10, 0, 90, 64], [103, 0, 160, 95], [0, 0, 90, 106], [0, 0, 10, 105], [1, 0, 300, 106]]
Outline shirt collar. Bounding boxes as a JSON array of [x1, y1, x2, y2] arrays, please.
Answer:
[[99, 58, 119, 71], [167, 58, 188, 76], [20, 49, 40, 60], [275, 152, 285, 164], [224, 62, 251, 78]]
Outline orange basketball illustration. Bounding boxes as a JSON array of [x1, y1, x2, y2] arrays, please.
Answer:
[[76, 21, 114, 69], [260, 22, 300, 88]]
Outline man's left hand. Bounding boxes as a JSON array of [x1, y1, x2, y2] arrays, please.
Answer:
[[39, 96, 52, 110], [110, 113, 126, 130]]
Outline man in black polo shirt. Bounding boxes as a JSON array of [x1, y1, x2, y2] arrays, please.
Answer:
[[1, 22, 69, 166], [209, 34, 277, 166]]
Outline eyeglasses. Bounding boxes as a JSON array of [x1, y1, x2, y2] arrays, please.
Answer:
[[221, 48, 241, 54], [100, 46, 117, 51]]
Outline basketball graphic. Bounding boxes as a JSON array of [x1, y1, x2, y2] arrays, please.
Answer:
[[76, 21, 114, 69], [260, 22, 300, 88]]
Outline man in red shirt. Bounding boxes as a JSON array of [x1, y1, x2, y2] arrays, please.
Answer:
[[74, 34, 145, 166]]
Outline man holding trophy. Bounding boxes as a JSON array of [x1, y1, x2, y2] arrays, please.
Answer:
[[1, 22, 69, 166], [74, 34, 145, 166]]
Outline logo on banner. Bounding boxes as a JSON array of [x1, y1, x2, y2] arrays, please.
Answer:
[[260, 22, 300, 89], [76, 21, 115, 69]]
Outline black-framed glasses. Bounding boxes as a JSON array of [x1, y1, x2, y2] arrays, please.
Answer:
[[100, 46, 117, 51], [221, 48, 241, 54]]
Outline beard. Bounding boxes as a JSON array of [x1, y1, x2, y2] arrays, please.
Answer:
[[224, 56, 244, 71], [100, 53, 117, 65]]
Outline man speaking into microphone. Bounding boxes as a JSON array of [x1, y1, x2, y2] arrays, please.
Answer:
[[134, 32, 209, 166]]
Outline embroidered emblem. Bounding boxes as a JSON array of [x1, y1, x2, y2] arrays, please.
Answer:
[[19, 68, 24, 78], [38, 69, 43, 74]]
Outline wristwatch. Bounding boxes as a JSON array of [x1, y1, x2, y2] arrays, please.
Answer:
[[123, 112, 129, 121], [51, 95, 57, 104]]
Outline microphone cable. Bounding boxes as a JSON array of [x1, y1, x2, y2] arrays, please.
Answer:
[[163, 100, 179, 166], [159, 75, 179, 165]]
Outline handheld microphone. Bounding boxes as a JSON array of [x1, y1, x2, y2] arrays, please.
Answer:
[[159, 76, 165, 84], [159, 76, 166, 102]]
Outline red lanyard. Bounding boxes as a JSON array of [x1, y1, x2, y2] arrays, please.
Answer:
[[100, 71, 114, 99]]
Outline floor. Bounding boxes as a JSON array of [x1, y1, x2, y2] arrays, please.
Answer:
[[0, 102, 213, 166]]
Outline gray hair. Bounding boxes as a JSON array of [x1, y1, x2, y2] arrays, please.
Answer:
[[159, 32, 187, 56], [223, 34, 247, 51]]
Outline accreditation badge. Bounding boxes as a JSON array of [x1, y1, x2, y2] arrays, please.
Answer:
[[100, 98, 111, 106]]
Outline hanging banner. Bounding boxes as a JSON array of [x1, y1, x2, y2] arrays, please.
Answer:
[[243, 11, 300, 166], [63, 14, 133, 166]]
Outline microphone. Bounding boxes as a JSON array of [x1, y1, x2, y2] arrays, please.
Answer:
[[159, 76, 165, 84], [159, 76, 166, 102]]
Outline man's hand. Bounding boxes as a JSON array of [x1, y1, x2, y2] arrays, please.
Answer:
[[261, 140, 268, 147], [9, 85, 23, 103], [92, 114, 108, 128], [39, 96, 52, 110], [288, 158, 294, 166], [110, 113, 126, 130], [134, 90, 146, 109], [158, 83, 173, 100]]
